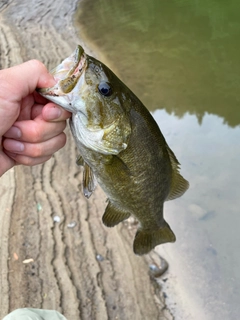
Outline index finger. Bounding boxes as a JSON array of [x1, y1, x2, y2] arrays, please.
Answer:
[[1, 60, 56, 104]]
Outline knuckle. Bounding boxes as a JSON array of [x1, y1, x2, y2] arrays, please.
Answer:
[[62, 121, 67, 130], [32, 144, 43, 157], [31, 125, 43, 143], [28, 59, 46, 71], [22, 155, 52, 166], [14, 152, 52, 166], [16, 155, 34, 166], [55, 133, 67, 151], [24, 157, 35, 166], [60, 133, 67, 147]]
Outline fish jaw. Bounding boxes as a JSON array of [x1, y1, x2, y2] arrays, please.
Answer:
[[38, 45, 87, 114], [38, 45, 131, 155]]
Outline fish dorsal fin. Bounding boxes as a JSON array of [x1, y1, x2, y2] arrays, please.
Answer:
[[83, 162, 97, 198], [166, 145, 189, 201]]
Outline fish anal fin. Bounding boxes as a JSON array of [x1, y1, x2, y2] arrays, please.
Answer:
[[83, 163, 97, 198], [133, 220, 176, 255], [167, 172, 189, 200], [102, 202, 130, 227], [166, 145, 189, 201]]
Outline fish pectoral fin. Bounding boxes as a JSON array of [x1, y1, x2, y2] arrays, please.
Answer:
[[133, 221, 176, 255], [83, 163, 97, 198], [166, 145, 189, 201], [110, 155, 131, 175], [102, 202, 130, 227], [76, 154, 84, 166]]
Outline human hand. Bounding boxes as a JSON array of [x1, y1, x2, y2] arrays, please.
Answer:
[[0, 60, 71, 177]]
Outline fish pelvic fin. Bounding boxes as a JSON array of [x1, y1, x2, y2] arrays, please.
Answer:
[[166, 145, 189, 201], [133, 221, 176, 255], [102, 202, 130, 227]]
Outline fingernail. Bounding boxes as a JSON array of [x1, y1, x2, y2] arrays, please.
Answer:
[[5, 140, 24, 152], [47, 106, 62, 120], [4, 126, 22, 139]]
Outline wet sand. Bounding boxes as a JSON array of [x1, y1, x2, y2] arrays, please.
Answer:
[[0, 1, 172, 319]]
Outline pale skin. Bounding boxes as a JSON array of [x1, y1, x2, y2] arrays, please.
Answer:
[[0, 59, 71, 177]]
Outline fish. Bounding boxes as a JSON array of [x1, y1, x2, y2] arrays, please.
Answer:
[[38, 45, 189, 255]]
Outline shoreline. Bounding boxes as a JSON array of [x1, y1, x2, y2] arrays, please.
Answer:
[[0, 0, 172, 319]]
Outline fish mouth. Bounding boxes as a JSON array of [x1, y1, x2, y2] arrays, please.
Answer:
[[38, 45, 87, 97]]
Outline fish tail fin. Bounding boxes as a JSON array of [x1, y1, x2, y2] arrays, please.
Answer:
[[133, 221, 176, 255]]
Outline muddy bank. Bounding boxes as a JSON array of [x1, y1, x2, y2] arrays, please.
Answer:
[[0, 1, 172, 319]]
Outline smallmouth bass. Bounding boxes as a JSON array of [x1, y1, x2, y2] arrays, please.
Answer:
[[39, 45, 189, 255]]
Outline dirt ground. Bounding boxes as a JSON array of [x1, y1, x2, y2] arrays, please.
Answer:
[[0, 1, 173, 319]]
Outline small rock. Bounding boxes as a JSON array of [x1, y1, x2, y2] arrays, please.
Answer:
[[23, 258, 34, 264], [149, 257, 169, 278], [67, 221, 77, 228], [37, 203, 42, 212], [96, 254, 104, 262], [53, 216, 61, 223], [13, 253, 19, 260], [188, 203, 206, 218]]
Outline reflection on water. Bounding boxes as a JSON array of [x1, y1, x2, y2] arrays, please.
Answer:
[[77, 0, 240, 127], [153, 110, 240, 320], [76, 0, 240, 319]]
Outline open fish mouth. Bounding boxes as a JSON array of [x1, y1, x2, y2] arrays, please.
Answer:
[[38, 45, 87, 96]]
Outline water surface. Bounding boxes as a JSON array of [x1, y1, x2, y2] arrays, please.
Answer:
[[76, 1, 240, 319]]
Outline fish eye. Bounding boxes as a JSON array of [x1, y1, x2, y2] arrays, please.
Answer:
[[98, 82, 112, 97]]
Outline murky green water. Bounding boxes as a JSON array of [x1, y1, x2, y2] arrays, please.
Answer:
[[76, 1, 240, 319]]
